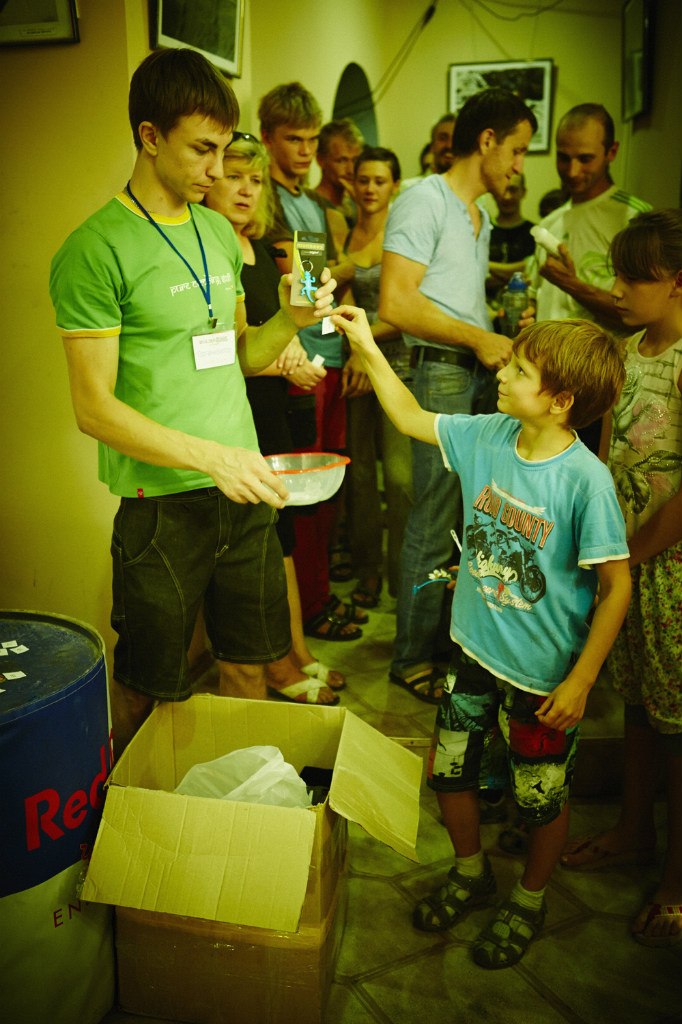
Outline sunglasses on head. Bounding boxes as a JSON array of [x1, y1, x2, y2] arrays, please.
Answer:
[[230, 131, 260, 145]]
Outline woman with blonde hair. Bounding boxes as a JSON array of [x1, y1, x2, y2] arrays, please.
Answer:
[[203, 133, 347, 701]]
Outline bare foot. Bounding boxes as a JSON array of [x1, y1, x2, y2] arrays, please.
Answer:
[[561, 828, 656, 869]]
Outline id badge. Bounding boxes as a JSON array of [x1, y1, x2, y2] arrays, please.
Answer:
[[192, 323, 236, 370]]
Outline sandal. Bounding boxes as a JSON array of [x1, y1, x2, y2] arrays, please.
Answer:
[[560, 833, 656, 871], [325, 593, 368, 626], [632, 901, 682, 947], [267, 678, 339, 706], [304, 610, 362, 642], [351, 576, 382, 609], [389, 668, 444, 705], [413, 856, 497, 932], [329, 546, 353, 582], [473, 898, 546, 969], [301, 660, 346, 691]]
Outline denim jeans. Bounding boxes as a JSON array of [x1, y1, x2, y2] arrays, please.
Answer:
[[346, 392, 413, 596], [391, 359, 485, 676]]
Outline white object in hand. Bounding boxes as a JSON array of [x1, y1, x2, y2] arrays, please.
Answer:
[[311, 354, 325, 366], [530, 225, 562, 257]]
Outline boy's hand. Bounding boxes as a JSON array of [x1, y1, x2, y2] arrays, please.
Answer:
[[331, 304, 376, 353], [535, 674, 592, 732]]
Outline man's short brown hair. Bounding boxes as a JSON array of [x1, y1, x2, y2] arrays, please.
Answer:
[[513, 320, 625, 429], [128, 48, 239, 150]]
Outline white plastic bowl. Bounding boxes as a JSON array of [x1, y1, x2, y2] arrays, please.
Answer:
[[265, 452, 350, 506]]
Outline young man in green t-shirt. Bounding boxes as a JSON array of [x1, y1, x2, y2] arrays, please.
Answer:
[[50, 49, 336, 756]]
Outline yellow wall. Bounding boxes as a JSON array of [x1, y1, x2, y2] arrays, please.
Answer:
[[0, 0, 679, 660]]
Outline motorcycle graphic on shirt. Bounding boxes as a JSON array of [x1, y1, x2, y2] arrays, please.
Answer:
[[465, 513, 547, 605]]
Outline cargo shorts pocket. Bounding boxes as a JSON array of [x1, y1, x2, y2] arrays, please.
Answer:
[[111, 498, 161, 565]]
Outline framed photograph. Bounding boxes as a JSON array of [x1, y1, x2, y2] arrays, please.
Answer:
[[0, 0, 79, 46], [448, 59, 554, 153], [622, 0, 655, 120], [151, 0, 244, 78]]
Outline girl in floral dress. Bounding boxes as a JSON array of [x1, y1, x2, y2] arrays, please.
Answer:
[[561, 209, 682, 947]]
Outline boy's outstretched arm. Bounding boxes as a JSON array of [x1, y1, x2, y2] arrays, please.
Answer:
[[535, 557, 631, 732], [332, 305, 437, 444]]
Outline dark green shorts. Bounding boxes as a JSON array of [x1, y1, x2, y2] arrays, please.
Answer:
[[111, 489, 290, 699]]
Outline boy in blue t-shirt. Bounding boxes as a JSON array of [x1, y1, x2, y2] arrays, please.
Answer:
[[331, 306, 632, 969]]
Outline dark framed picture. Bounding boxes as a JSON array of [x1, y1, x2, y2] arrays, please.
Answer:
[[448, 59, 554, 153], [622, 0, 655, 120], [0, 0, 79, 46], [151, 0, 244, 78]]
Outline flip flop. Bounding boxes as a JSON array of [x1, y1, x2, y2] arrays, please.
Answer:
[[389, 668, 444, 705], [267, 678, 339, 706], [301, 661, 346, 691], [632, 901, 682, 947], [560, 834, 656, 871]]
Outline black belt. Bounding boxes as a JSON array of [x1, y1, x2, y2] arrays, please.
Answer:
[[410, 345, 477, 370]]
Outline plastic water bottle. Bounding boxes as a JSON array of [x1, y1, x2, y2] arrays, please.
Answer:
[[501, 272, 528, 338]]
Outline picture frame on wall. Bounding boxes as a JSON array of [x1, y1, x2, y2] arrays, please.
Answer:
[[151, 0, 244, 78], [448, 59, 554, 153], [622, 0, 655, 120], [0, 0, 79, 46]]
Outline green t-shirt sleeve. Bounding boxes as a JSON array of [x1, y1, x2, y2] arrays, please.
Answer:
[[50, 223, 123, 335]]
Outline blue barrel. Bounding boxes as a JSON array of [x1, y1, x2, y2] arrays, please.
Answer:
[[0, 611, 114, 1023]]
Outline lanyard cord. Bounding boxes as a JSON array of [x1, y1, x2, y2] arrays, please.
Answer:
[[125, 182, 216, 326]]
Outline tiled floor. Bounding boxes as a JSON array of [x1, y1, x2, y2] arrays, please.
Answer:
[[103, 589, 681, 1024]]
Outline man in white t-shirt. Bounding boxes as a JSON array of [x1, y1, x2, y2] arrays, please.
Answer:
[[531, 103, 651, 328]]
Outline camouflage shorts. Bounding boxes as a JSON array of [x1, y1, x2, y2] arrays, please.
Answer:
[[427, 648, 579, 827]]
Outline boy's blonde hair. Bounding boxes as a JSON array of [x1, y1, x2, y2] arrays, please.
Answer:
[[513, 320, 625, 429], [258, 82, 322, 136], [221, 135, 275, 240]]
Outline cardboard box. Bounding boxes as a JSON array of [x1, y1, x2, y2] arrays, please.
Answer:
[[82, 695, 422, 1022], [115, 869, 348, 1024]]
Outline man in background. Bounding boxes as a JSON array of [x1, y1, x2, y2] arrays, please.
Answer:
[[530, 103, 651, 450], [401, 112, 456, 190], [486, 171, 535, 315], [379, 88, 537, 704], [532, 103, 651, 327], [314, 117, 364, 238]]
